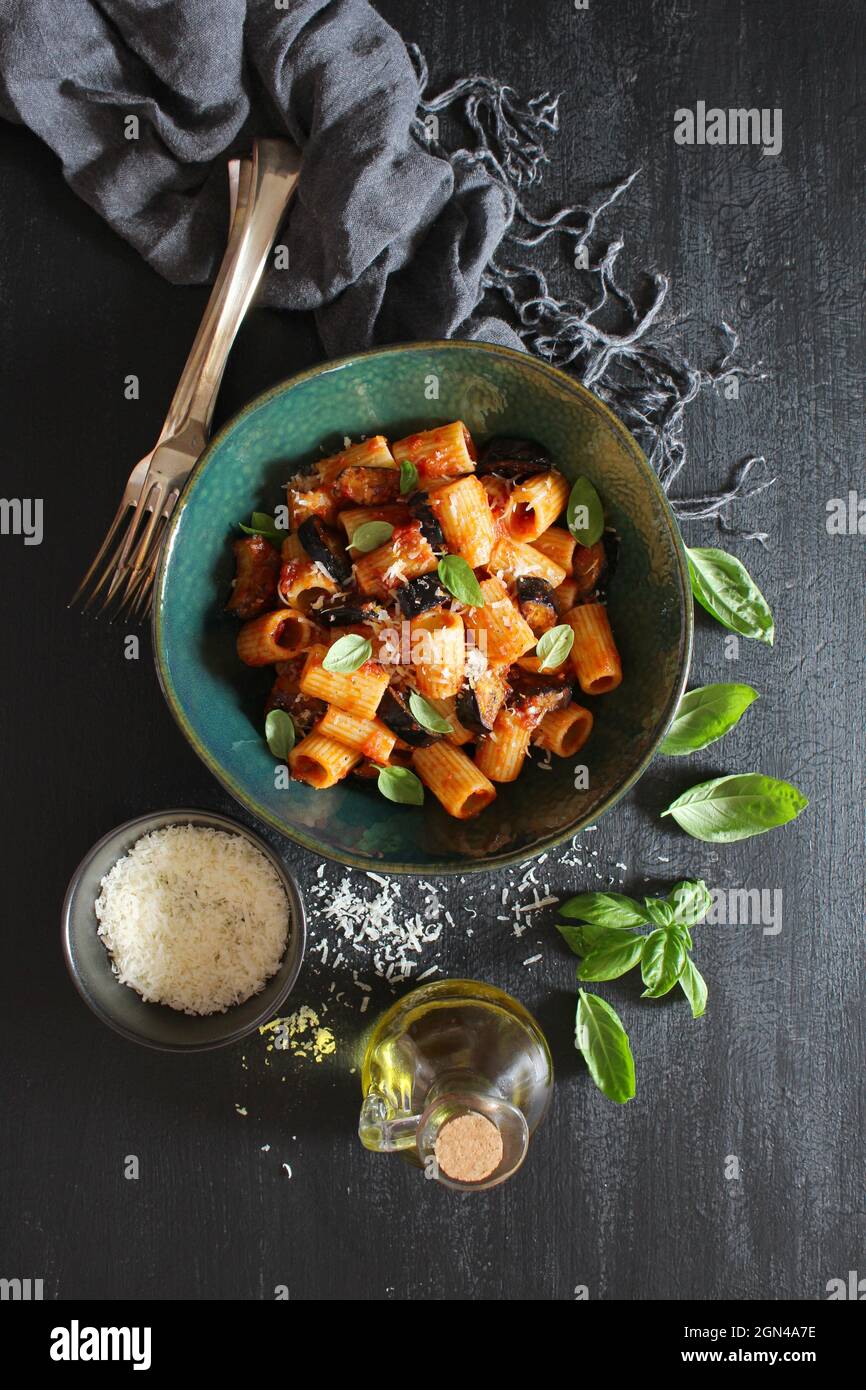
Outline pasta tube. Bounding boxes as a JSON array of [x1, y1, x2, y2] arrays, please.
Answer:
[[565, 603, 623, 695], [429, 475, 495, 567], [463, 576, 536, 665], [532, 704, 594, 757], [489, 535, 566, 590], [316, 706, 396, 764], [410, 609, 465, 699], [353, 521, 438, 598], [504, 470, 570, 542], [391, 421, 476, 480], [474, 707, 531, 783], [316, 435, 395, 483], [237, 609, 320, 667], [299, 643, 390, 719], [413, 742, 497, 819], [278, 558, 340, 609], [531, 525, 576, 574], [289, 732, 361, 789]]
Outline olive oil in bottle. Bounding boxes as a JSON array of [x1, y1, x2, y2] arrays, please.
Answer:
[[359, 978, 553, 1191]]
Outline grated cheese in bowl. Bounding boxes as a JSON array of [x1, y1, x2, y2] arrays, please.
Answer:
[[94, 825, 290, 1016]]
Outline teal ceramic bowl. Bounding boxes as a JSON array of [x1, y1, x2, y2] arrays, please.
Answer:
[[154, 341, 692, 873]]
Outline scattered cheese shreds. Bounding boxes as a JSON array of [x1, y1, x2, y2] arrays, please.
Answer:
[[260, 1006, 336, 1062]]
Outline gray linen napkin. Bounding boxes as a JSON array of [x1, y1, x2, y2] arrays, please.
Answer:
[[0, 0, 770, 520]]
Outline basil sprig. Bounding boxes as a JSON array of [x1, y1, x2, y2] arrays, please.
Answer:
[[376, 765, 424, 806], [536, 623, 574, 672], [686, 547, 774, 645], [238, 511, 286, 546], [660, 682, 758, 756], [349, 521, 394, 553], [399, 460, 419, 494], [322, 634, 373, 674], [575, 991, 635, 1104], [408, 691, 452, 734], [264, 709, 295, 761], [566, 476, 604, 545], [662, 773, 808, 842], [437, 555, 485, 607], [559, 879, 713, 1101]]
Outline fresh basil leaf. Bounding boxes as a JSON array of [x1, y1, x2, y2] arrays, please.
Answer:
[[667, 879, 712, 927], [671, 922, 693, 951], [560, 892, 650, 929], [644, 898, 676, 928], [408, 691, 452, 734], [575, 990, 636, 1104], [437, 555, 485, 607], [687, 548, 774, 645], [399, 459, 419, 495], [377, 765, 424, 806], [577, 935, 646, 982], [322, 634, 373, 674], [640, 928, 688, 998], [349, 521, 394, 553], [660, 682, 759, 756], [535, 623, 574, 672], [264, 709, 295, 761], [566, 476, 604, 545], [556, 922, 623, 956], [679, 957, 708, 1019], [238, 511, 284, 545], [662, 773, 808, 842]]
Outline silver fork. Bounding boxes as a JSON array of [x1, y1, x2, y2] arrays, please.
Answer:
[[70, 138, 302, 619]]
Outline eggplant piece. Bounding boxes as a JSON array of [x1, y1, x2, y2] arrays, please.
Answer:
[[407, 491, 446, 552], [476, 436, 553, 480], [334, 465, 401, 506], [508, 669, 573, 725], [378, 688, 438, 747], [225, 534, 280, 620], [456, 665, 509, 735], [572, 539, 606, 599], [516, 576, 558, 635], [395, 572, 449, 618], [318, 601, 383, 628], [298, 517, 352, 584]]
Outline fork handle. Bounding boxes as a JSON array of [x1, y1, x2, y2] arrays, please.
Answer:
[[160, 140, 301, 453]]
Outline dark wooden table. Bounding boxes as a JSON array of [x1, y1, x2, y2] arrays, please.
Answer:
[[1, 0, 861, 1301]]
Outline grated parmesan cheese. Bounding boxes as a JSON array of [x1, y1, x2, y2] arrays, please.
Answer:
[[95, 826, 289, 1016]]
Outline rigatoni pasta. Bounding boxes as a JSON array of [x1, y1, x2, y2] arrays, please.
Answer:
[[227, 422, 622, 819], [565, 603, 623, 695], [475, 707, 532, 783], [412, 742, 497, 818], [299, 644, 390, 719], [289, 732, 361, 788]]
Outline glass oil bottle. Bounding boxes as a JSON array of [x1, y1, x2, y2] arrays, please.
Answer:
[[358, 978, 553, 1191]]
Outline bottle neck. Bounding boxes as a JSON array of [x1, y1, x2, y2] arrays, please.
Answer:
[[418, 1090, 530, 1192]]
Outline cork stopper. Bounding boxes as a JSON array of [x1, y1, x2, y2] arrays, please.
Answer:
[[434, 1111, 504, 1183]]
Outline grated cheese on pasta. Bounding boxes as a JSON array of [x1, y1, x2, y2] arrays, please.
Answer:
[[95, 826, 289, 1016]]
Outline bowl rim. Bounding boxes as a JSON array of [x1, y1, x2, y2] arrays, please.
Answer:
[[61, 807, 307, 1052], [153, 339, 693, 875]]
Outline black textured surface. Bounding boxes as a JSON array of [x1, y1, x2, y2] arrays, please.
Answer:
[[0, 0, 862, 1301]]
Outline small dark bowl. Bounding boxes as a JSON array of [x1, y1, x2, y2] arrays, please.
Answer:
[[61, 809, 306, 1052]]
